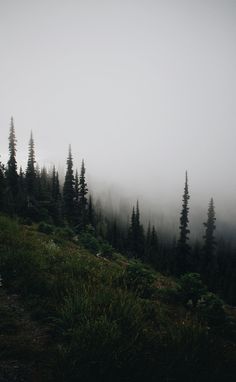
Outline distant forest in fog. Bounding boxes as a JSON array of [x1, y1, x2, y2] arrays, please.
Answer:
[[0, 117, 235, 304]]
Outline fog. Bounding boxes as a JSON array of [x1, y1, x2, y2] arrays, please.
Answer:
[[0, 0, 236, 238]]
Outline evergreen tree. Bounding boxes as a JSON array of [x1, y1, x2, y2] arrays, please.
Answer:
[[51, 166, 62, 224], [202, 198, 217, 279], [6, 117, 18, 199], [0, 161, 5, 211], [75, 169, 79, 202], [52, 166, 61, 202], [88, 194, 95, 227], [63, 145, 75, 225], [78, 159, 88, 230], [26, 131, 36, 196], [145, 223, 158, 264], [177, 171, 190, 274], [128, 201, 145, 258], [16, 166, 26, 215]]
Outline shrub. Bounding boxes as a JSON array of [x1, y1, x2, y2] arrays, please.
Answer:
[[79, 232, 100, 254], [196, 292, 226, 326], [55, 227, 74, 241], [100, 242, 114, 259], [179, 273, 207, 306], [38, 221, 54, 235], [123, 262, 156, 298], [157, 285, 182, 304]]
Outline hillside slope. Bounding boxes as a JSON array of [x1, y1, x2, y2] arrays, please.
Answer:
[[0, 215, 235, 382]]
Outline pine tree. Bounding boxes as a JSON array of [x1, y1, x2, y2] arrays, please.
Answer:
[[26, 131, 36, 196], [202, 198, 217, 277], [128, 201, 145, 258], [78, 159, 88, 230], [16, 166, 26, 215], [88, 194, 95, 227], [0, 161, 5, 211], [63, 145, 75, 225], [6, 117, 18, 199], [51, 166, 61, 224], [52, 166, 60, 202], [177, 171, 190, 274], [75, 169, 79, 203]]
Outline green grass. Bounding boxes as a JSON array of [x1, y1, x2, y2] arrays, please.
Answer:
[[0, 214, 235, 381]]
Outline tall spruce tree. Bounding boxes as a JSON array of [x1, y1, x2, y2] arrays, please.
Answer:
[[78, 159, 88, 230], [75, 169, 79, 202], [202, 198, 217, 276], [26, 131, 36, 196], [51, 166, 61, 224], [52, 166, 61, 202], [88, 194, 95, 227], [177, 171, 190, 274], [0, 161, 5, 211], [63, 145, 75, 225], [6, 117, 18, 199], [128, 201, 144, 258]]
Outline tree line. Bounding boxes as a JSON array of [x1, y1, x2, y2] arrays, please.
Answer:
[[0, 117, 235, 304]]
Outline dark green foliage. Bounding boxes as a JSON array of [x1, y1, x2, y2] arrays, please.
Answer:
[[145, 223, 158, 264], [88, 195, 95, 227], [179, 273, 207, 306], [196, 292, 225, 327], [26, 131, 36, 196], [0, 216, 235, 381], [6, 117, 18, 202], [38, 221, 54, 235], [128, 202, 145, 259], [55, 226, 74, 241], [202, 198, 217, 281], [79, 231, 100, 254], [63, 145, 75, 225], [100, 241, 114, 259], [0, 161, 6, 211], [77, 159, 88, 231], [177, 171, 191, 274], [123, 262, 156, 298], [157, 284, 182, 304]]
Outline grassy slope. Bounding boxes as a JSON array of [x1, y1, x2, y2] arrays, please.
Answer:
[[0, 215, 235, 382]]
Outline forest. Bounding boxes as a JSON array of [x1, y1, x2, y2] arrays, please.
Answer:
[[0, 118, 236, 381], [0, 118, 235, 305]]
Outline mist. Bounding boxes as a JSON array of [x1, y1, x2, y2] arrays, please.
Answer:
[[0, 0, 235, 240]]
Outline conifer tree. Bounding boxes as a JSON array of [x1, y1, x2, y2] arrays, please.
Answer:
[[17, 166, 26, 215], [6, 117, 18, 199], [26, 131, 36, 196], [177, 171, 190, 273], [63, 145, 75, 224], [75, 169, 79, 203], [51, 166, 61, 224], [202, 198, 217, 275], [88, 194, 95, 227], [52, 166, 60, 202], [0, 161, 5, 211], [128, 202, 144, 258], [78, 159, 88, 230]]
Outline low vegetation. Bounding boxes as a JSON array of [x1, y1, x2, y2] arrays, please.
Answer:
[[0, 215, 235, 381]]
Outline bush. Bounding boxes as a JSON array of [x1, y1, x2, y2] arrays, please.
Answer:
[[196, 292, 226, 326], [38, 221, 54, 235], [179, 273, 207, 306], [123, 262, 156, 298], [55, 227, 74, 241], [100, 242, 114, 259], [79, 232, 100, 254], [157, 285, 182, 304]]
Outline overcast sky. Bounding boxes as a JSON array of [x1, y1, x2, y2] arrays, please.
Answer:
[[0, 0, 236, 228]]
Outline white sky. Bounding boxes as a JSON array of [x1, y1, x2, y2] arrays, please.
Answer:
[[0, 0, 236, 229]]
